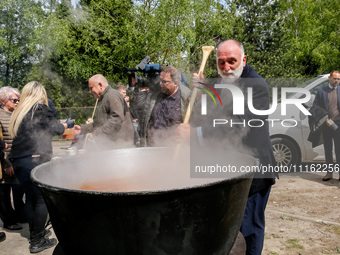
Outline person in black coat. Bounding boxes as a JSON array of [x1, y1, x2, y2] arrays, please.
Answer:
[[313, 70, 340, 181], [8, 81, 68, 254], [189, 40, 276, 255]]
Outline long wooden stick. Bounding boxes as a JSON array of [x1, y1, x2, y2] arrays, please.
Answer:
[[82, 98, 99, 146], [91, 98, 98, 119], [174, 46, 214, 159], [183, 46, 214, 124]]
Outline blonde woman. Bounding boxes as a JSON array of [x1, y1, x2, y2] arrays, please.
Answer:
[[9, 81, 67, 254]]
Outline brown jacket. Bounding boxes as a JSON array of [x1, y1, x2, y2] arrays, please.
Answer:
[[81, 86, 134, 149], [0, 108, 13, 168]]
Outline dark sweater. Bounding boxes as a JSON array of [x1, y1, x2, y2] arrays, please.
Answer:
[[9, 104, 65, 161], [239, 64, 276, 196], [80, 86, 134, 148]]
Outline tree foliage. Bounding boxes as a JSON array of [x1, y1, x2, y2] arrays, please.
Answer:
[[280, 0, 340, 76], [0, 0, 44, 87]]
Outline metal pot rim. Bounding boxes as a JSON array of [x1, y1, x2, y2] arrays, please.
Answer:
[[31, 147, 256, 196]]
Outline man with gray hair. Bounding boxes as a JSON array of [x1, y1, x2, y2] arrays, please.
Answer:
[[74, 74, 134, 149], [191, 39, 276, 255], [138, 65, 191, 146]]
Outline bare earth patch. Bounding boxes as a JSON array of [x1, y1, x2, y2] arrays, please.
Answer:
[[264, 171, 340, 255]]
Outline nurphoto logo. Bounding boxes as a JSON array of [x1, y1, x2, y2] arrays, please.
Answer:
[[200, 83, 312, 128]]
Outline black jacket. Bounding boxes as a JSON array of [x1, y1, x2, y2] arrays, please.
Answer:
[[9, 104, 65, 161], [307, 104, 328, 148], [192, 64, 276, 196], [239, 64, 276, 195]]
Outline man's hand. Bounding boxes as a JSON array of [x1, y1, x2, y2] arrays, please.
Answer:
[[190, 71, 205, 89], [4, 166, 14, 176], [74, 125, 81, 136], [193, 71, 205, 79], [176, 123, 191, 142]]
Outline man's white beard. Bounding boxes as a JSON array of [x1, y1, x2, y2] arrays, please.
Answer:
[[218, 61, 244, 81]]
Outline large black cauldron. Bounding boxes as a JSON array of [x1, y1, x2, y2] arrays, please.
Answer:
[[31, 147, 254, 255]]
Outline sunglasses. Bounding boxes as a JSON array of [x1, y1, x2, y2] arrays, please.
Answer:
[[9, 98, 20, 103]]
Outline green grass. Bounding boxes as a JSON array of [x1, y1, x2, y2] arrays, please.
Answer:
[[286, 239, 304, 250], [271, 233, 280, 238]]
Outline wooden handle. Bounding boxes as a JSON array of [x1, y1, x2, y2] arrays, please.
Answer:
[[183, 46, 214, 124], [174, 46, 215, 159], [91, 99, 98, 119], [198, 46, 215, 74]]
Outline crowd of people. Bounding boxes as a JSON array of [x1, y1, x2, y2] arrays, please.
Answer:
[[0, 82, 70, 252], [0, 39, 275, 255], [4, 39, 338, 254]]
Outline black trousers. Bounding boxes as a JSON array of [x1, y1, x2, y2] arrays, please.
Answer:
[[322, 124, 340, 171], [0, 184, 18, 226], [11, 156, 48, 242]]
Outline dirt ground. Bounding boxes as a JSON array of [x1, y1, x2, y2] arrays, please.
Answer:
[[263, 170, 340, 255]]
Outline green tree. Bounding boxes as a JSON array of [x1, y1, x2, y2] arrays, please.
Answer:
[[132, 0, 239, 78], [29, 0, 138, 121], [0, 0, 44, 87], [281, 0, 340, 76], [232, 0, 298, 78]]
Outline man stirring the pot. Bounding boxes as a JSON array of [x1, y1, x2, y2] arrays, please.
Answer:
[[74, 74, 134, 149], [180, 39, 276, 255]]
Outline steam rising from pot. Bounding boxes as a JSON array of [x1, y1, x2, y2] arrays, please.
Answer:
[[43, 146, 255, 193]]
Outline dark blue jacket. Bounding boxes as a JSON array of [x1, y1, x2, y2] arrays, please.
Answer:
[[193, 64, 276, 196], [313, 85, 340, 124], [240, 64, 276, 195]]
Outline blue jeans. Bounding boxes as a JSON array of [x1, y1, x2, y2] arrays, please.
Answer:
[[240, 186, 271, 255], [11, 156, 48, 242]]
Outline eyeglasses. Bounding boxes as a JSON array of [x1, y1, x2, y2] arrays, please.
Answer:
[[332, 78, 340, 81], [160, 80, 172, 85], [9, 98, 20, 103]]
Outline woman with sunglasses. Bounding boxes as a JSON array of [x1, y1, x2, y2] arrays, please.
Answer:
[[0, 86, 24, 231], [8, 81, 67, 253]]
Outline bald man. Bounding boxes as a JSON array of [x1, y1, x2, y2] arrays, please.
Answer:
[[74, 74, 134, 149], [218, 40, 276, 255], [191, 40, 276, 255]]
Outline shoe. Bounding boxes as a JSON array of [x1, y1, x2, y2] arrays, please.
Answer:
[[29, 237, 57, 253], [3, 223, 22, 230], [44, 229, 52, 238], [0, 232, 6, 242], [322, 172, 333, 181]]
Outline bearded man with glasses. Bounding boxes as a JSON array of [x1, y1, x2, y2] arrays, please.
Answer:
[[138, 65, 191, 146]]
